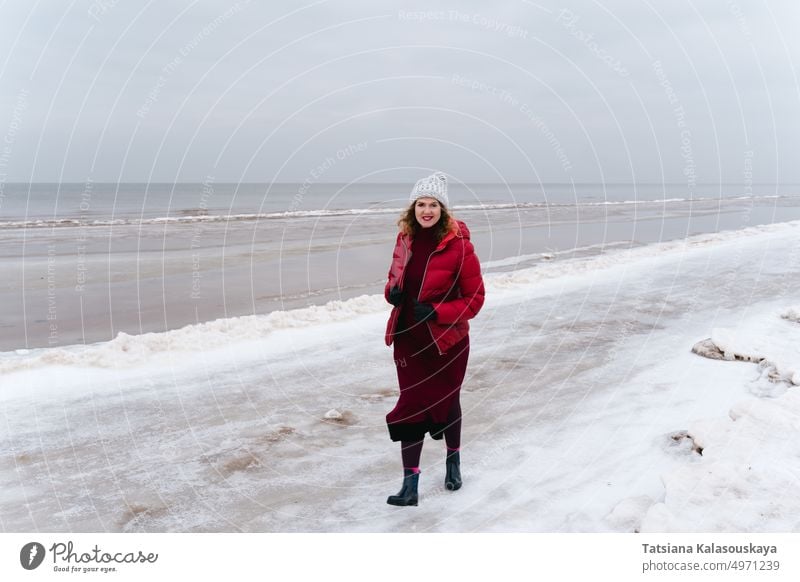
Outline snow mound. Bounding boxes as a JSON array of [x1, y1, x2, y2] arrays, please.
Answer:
[[0, 293, 388, 374], [780, 306, 800, 323], [643, 307, 800, 532], [709, 309, 800, 386], [641, 389, 800, 532]]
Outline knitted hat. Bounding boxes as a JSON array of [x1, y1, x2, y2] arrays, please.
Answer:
[[409, 171, 449, 208]]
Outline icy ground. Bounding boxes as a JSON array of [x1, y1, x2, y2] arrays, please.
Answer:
[[1, 221, 799, 532]]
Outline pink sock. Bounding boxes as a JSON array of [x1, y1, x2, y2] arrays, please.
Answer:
[[447, 447, 460, 452], [404, 466, 420, 474]]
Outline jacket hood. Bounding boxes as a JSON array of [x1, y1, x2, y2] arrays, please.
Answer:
[[431, 217, 468, 250], [453, 219, 470, 239]]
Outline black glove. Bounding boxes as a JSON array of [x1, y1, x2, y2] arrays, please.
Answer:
[[388, 285, 404, 307], [413, 300, 437, 323]]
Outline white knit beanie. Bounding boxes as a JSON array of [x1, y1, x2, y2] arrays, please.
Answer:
[[409, 171, 449, 208]]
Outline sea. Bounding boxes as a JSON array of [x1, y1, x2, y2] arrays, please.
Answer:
[[1, 181, 798, 227]]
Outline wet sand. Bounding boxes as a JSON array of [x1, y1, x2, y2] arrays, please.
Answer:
[[1, 196, 797, 351]]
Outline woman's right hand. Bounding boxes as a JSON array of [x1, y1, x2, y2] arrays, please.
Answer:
[[388, 285, 404, 307]]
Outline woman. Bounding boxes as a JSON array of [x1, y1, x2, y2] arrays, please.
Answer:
[[383, 171, 485, 506]]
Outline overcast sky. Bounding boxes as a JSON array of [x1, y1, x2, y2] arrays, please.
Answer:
[[0, 0, 798, 184]]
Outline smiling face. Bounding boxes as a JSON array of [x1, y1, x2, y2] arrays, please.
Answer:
[[414, 197, 442, 228]]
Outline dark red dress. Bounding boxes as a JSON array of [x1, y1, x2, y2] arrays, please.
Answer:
[[386, 225, 470, 442]]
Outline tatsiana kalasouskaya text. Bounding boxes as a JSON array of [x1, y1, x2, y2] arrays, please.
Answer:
[[642, 543, 776, 557]]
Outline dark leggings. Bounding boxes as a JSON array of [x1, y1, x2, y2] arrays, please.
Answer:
[[401, 397, 462, 469]]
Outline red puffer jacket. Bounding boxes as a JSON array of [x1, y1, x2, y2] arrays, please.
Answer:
[[384, 218, 485, 355]]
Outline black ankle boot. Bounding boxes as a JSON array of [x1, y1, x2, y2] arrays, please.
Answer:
[[387, 469, 419, 506], [445, 451, 462, 491]]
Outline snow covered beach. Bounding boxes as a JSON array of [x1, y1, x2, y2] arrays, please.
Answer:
[[2, 217, 799, 532]]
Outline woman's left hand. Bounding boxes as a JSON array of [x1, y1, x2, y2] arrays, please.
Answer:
[[388, 285, 404, 307], [413, 300, 437, 322]]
